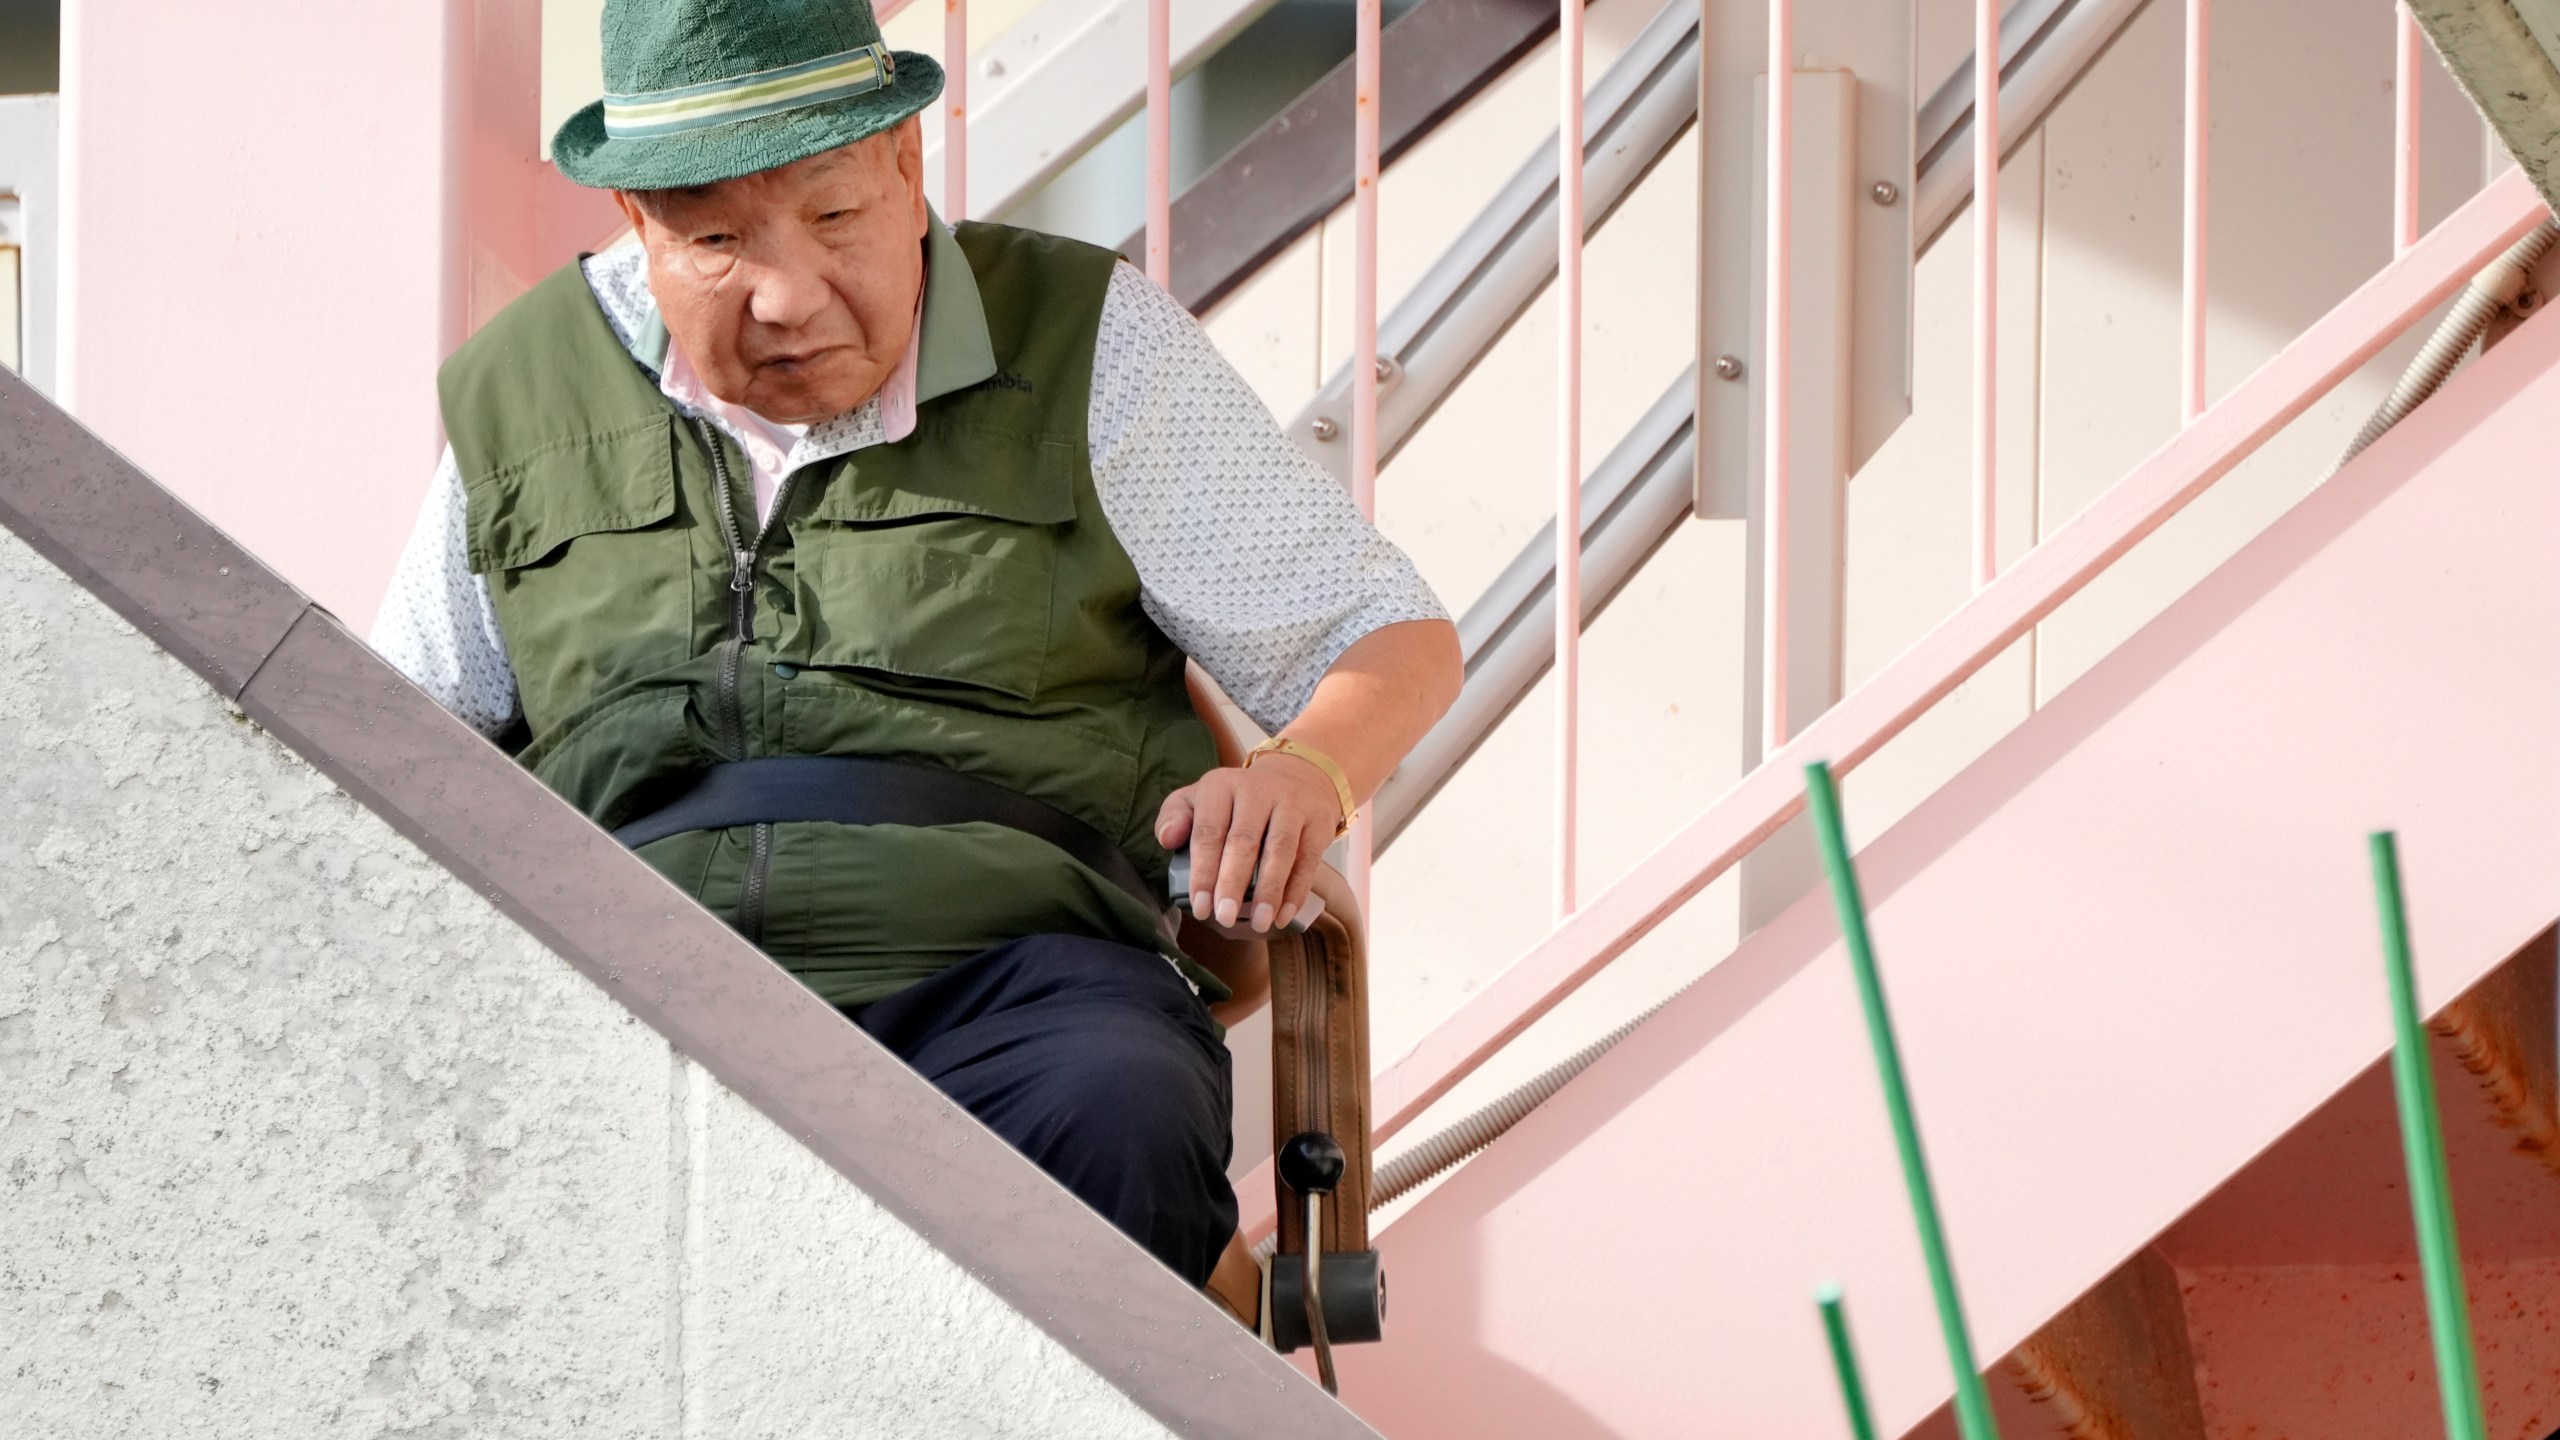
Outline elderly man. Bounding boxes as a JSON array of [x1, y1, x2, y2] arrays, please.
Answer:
[[372, 0, 1459, 1298]]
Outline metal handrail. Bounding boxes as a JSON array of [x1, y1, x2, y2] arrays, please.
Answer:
[[1369, 171, 2546, 1157], [1366, 0, 2161, 860], [1232, 168, 2551, 1245], [1282, 0, 1701, 487]]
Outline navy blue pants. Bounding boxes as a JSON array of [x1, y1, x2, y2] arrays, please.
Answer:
[[850, 933, 1238, 1286]]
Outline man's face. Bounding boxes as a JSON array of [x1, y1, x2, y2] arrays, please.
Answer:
[[615, 122, 929, 424]]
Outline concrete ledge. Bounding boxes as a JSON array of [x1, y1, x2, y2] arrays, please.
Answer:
[[0, 365, 1374, 1440]]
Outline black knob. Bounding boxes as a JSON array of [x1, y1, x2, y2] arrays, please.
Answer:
[[1279, 1131, 1347, 1196]]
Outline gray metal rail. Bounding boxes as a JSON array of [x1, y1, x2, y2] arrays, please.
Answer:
[[1115, 0, 1570, 314], [1282, 0, 1702, 484], [1374, 369, 1696, 846], [1370, 0, 2157, 857]]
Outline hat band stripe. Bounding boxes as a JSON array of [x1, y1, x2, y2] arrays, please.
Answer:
[[603, 44, 895, 139]]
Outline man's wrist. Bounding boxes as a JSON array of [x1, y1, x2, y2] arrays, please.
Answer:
[[1244, 736, 1358, 837]]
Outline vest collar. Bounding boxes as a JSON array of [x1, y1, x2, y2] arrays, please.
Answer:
[[914, 210, 999, 401], [622, 206, 998, 406]]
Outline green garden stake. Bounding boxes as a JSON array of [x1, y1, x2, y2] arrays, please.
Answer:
[[1817, 1284, 1882, 1440], [2370, 832, 2488, 1440], [1805, 762, 2001, 1440]]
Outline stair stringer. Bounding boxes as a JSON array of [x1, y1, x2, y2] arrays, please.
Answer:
[[1321, 299, 2560, 1430], [2434, 931, 2560, 1183], [2003, 1248, 2209, 1440]]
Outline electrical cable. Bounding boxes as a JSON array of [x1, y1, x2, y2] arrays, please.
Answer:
[[2335, 219, 2558, 473]]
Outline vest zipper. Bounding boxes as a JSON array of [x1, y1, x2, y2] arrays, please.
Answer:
[[694, 418, 756, 762], [692, 416, 804, 945]]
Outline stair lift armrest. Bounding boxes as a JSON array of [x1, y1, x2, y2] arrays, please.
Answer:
[[1267, 865, 1374, 1259], [1182, 664, 1384, 1355]]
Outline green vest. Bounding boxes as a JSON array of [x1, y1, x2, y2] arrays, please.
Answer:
[[438, 224, 1220, 1006]]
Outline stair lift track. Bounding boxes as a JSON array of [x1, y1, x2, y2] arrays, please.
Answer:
[[1278, 0, 1702, 493]]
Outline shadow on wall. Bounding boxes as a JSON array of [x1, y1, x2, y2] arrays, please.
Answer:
[[1330, 1240, 1625, 1440], [0, 0, 57, 95]]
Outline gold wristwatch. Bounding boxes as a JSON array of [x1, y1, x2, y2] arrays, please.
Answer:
[[1244, 736, 1359, 838]]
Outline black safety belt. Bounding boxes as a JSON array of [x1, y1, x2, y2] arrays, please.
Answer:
[[612, 756, 1162, 912]]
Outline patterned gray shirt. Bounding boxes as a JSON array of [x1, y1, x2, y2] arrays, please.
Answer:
[[372, 244, 1446, 739]]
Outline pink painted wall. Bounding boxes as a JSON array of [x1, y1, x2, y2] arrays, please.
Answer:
[[1332, 307, 2560, 1437], [60, 0, 619, 631]]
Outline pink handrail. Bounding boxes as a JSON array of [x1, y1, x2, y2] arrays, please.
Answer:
[[1347, 0, 1383, 905], [1556, 0, 1586, 917], [2181, 0, 2208, 422], [1973, 0, 2000, 588], [1221, 171, 2550, 1239], [2396, 7, 2422, 256], [1146, 0, 1171, 286], [945, 0, 968, 221]]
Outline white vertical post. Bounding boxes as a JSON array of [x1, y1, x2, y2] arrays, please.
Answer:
[[944, 0, 968, 221], [1761, 0, 1793, 751], [1146, 0, 1171, 286], [1347, 0, 1383, 909], [1555, 0, 1584, 920], [2181, 0, 2208, 423], [1737, 71, 1856, 936], [1972, 0, 1998, 588]]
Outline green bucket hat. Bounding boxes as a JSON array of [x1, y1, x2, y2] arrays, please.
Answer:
[[553, 0, 944, 191]]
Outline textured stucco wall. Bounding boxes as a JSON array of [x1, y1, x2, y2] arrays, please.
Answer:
[[0, 527, 1171, 1440]]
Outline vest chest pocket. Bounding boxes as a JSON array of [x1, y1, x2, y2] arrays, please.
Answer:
[[464, 417, 691, 731], [785, 434, 1076, 702]]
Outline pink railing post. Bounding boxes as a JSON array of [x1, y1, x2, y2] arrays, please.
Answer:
[[944, 0, 968, 221], [1556, 0, 1585, 919], [1347, 0, 1383, 907], [1762, 0, 1793, 752], [1146, 0, 1172, 287], [2396, 6, 2421, 256], [2181, 0, 2208, 423], [1972, 0, 1999, 589]]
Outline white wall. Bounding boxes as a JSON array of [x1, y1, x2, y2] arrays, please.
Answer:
[[0, 528, 1172, 1440]]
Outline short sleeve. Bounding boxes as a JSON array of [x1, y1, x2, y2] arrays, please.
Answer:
[[1086, 263, 1449, 732], [368, 448, 520, 739]]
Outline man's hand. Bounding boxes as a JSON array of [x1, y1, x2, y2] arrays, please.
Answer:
[[1157, 618, 1464, 935], [1156, 750, 1345, 933]]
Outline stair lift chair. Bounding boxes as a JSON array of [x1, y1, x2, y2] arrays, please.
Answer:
[[1179, 668, 1386, 1387]]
